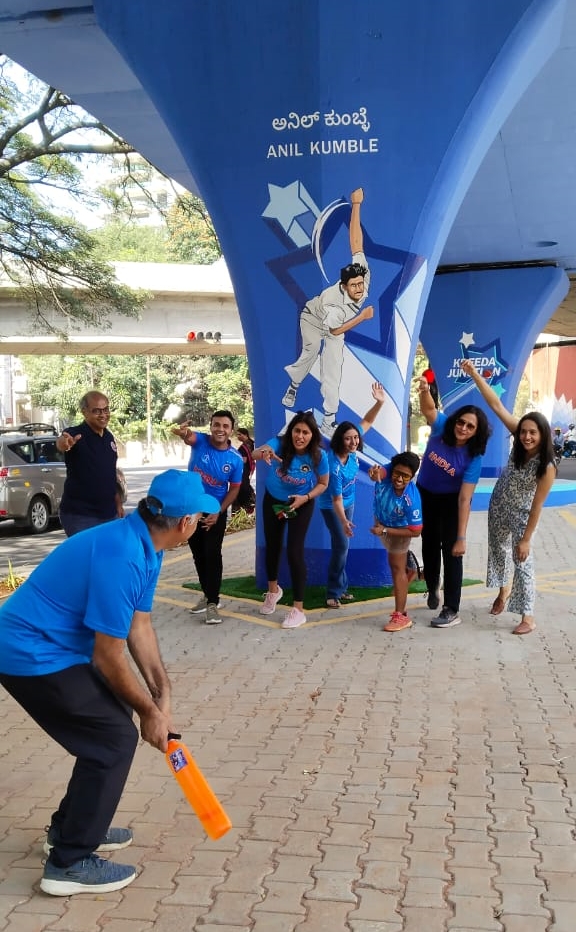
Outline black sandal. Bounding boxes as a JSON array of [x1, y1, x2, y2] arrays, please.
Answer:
[[326, 598, 341, 608]]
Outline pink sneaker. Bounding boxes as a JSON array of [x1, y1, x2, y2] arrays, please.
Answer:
[[260, 587, 283, 615], [281, 607, 307, 629], [383, 611, 413, 632]]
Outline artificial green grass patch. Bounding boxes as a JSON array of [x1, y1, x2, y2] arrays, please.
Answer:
[[182, 575, 482, 611]]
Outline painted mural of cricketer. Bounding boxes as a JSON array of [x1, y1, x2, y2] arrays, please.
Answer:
[[281, 187, 374, 437]]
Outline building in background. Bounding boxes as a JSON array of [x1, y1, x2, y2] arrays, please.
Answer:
[[523, 337, 576, 429], [0, 356, 34, 426], [111, 154, 181, 225]]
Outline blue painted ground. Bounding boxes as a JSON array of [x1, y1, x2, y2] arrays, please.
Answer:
[[472, 458, 576, 511]]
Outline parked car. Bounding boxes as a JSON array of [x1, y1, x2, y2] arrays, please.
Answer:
[[0, 424, 65, 533]]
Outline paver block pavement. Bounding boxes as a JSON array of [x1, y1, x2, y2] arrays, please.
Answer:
[[494, 883, 550, 917], [254, 880, 310, 915], [533, 844, 576, 870], [250, 916, 305, 932], [300, 901, 355, 932], [529, 819, 576, 844], [352, 888, 402, 922], [402, 876, 446, 908], [402, 906, 452, 931], [492, 919, 548, 932], [3, 510, 576, 930], [45, 898, 110, 932], [491, 856, 539, 884], [450, 866, 497, 897], [448, 895, 502, 930]]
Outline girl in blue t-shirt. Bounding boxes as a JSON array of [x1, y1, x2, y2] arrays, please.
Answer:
[[254, 412, 329, 630], [318, 382, 385, 608], [417, 375, 491, 629], [368, 452, 422, 632]]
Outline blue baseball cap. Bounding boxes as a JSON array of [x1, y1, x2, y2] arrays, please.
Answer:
[[146, 470, 220, 517]]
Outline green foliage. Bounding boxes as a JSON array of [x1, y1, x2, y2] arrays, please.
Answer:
[[177, 357, 215, 428], [408, 345, 431, 449], [20, 353, 254, 441], [226, 509, 256, 534], [206, 358, 253, 426], [166, 193, 222, 264], [92, 219, 169, 262], [513, 372, 531, 419], [22, 354, 185, 432], [0, 56, 145, 330]]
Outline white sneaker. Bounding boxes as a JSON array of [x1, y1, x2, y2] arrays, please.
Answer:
[[282, 385, 298, 408], [282, 607, 307, 629], [320, 417, 337, 438], [260, 587, 283, 614]]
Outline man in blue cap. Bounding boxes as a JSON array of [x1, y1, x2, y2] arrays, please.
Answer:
[[0, 470, 219, 897]]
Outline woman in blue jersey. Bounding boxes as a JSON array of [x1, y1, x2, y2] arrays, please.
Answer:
[[417, 375, 491, 629], [254, 412, 329, 629], [319, 382, 385, 608]]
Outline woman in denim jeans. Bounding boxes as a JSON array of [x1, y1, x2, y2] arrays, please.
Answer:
[[319, 383, 385, 608]]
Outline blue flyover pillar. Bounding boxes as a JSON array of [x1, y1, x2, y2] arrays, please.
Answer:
[[96, 0, 564, 585], [421, 266, 569, 477]]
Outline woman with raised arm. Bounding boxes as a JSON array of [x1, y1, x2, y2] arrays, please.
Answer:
[[417, 376, 491, 629], [461, 359, 556, 635], [254, 411, 329, 629], [318, 382, 385, 608]]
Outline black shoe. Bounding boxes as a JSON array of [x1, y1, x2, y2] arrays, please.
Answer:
[[427, 588, 440, 610], [431, 607, 461, 628]]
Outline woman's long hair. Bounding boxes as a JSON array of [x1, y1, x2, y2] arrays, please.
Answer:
[[278, 411, 323, 473], [330, 421, 364, 455], [512, 412, 554, 478], [237, 427, 254, 451], [441, 405, 491, 456]]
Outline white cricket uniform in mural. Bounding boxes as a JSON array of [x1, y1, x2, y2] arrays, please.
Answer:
[[284, 251, 370, 417]]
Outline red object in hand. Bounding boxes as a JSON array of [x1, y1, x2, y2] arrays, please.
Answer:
[[422, 368, 435, 384]]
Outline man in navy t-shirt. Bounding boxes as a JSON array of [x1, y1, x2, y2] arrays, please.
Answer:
[[57, 391, 123, 537]]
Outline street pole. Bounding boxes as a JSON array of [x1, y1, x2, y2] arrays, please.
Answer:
[[146, 356, 152, 464]]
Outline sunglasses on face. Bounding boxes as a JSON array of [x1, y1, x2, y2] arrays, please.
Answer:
[[455, 418, 476, 431]]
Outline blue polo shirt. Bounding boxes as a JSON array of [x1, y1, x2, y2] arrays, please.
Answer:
[[417, 412, 482, 494], [0, 511, 162, 676], [188, 433, 243, 503], [263, 437, 329, 499], [60, 421, 118, 519]]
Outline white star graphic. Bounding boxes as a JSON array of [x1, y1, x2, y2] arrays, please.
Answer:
[[262, 182, 315, 232], [460, 332, 475, 348]]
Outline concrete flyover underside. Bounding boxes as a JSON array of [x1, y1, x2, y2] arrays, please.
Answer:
[[0, 260, 245, 355], [2, 1, 576, 557]]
